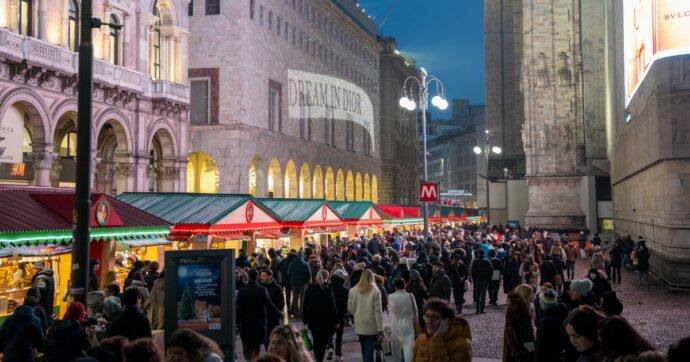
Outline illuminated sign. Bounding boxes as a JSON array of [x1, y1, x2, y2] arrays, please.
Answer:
[[288, 69, 375, 151], [419, 182, 439, 202], [624, 0, 690, 106]]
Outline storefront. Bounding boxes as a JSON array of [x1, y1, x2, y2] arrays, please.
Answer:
[[328, 201, 384, 238], [255, 199, 345, 250], [0, 187, 170, 321], [117, 193, 284, 257]]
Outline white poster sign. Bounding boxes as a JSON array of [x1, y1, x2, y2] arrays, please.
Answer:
[[0, 111, 23, 164], [288, 69, 374, 151]]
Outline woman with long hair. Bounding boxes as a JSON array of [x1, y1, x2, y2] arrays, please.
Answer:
[[405, 269, 429, 330], [388, 278, 417, 362], [519, 256, 540, 289], [267, 324, 314, 362], [303, 270, 339, 362], [165, 329, 224, 362], [503, 284, 536, 362], [598, 315, 655, 361], [564, 306, 605, 362], [347, 269, 384, 362], [101, 271, 118, 289]]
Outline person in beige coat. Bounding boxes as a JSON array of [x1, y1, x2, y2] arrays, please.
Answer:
[[144, 276, 164, 329], [347, 269, 384, 362]]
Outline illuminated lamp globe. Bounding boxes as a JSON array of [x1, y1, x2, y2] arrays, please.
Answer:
[[473, 146, 482, 155], [492, 146, 502, 154], [431, 95, 442, 107], [406, 100, 417, 111], [438, 98, 449, 110], [399, 97, 410, 108]]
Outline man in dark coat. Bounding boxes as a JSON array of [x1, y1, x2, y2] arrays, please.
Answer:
[[0, 303, 44, 362], [411, 252, 433, 286], [329, 270, 349, 360], [30, 261, 55, 324], [470, 248, 493, 314], [448, 254, 468, 313], [88, 258, 101, 292], [144, 261, 161, 291], [535, 288, 568, 362], [429, 261, 452, 301], [540, 255, 559, 287], [237, 269, 282, 361], [105, 288, 152, 342], [369, 255, 387, 277], [488, 249, 504, 306], [277, 250, 297, 314], [268, 248, 283, 285], [288, 249, 312, 317], [259, 268, 285, 343], [367, 235, 381, 255], [236, 249, 251, 269]]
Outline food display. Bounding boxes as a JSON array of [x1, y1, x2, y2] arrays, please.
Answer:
[[0, 256, 60, 317]]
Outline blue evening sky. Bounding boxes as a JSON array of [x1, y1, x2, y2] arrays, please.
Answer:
[[358, 0, 485, 119]]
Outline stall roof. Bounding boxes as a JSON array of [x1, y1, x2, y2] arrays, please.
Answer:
[[255, 198, 343, 226], [327, 201, 380, 219], [376, 205, 421, 219], [440, 206, 454, 218], [117, 192, 253, 224]]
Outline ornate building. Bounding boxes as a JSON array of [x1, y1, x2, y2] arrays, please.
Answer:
[[0, 0, 190, 193], [378, 37, 419, 205], [187, 0, 381, 201]]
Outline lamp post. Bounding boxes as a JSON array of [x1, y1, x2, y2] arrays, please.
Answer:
[[399, 68, 448, 237], [473, 144, 501, 225]]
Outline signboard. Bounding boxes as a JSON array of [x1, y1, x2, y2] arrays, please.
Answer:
[[288, 69, 375, 151], [624, 0, 690, 106], [0, 107, 24, 164], [165, 249, 235, 357], [419, 182, 439, 203]]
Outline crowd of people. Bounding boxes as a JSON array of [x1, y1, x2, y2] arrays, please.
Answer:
[[0, 224, 688, 362]]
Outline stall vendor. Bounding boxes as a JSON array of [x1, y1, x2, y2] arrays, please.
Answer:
[[12, 262, 31, 288]]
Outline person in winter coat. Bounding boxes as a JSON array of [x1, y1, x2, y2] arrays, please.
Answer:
[[448, 254, 468, 314], [125, 271, 149, 303], [347, 269, 384, 362], [564, 241, 578, 281], [503, 284, 536, 362], [260, 269, 285, 341], [25, 288, 49, 333], [329, 269, 349, 361], [236, 249, 251, 269], [392, 257, 411, 283], [308, 254, 323, 284], [488, 249, 504, 306], [636, 239, 651, 286], [535, 288, 568, 362], [610, 240, 624, 284], [566, 279, 597, 311], [539, 255, 558, 287], [45, 302, 91, 362], [144, 276, 164, 329], [412, 253, 433, 287], [503, 251, 522, 294], [268, 248, 283, 285], [389, 278, 418, 362], [406, 270, 430, 331], [288, 249, 312, 318], [236, 269, 283, 361], [0, 299, 44, 362], [374, 274, 389, 313], [105, 288, 153, 342], [278, 250, 297, 314], [563, 306, 605, 362], [89, 258, 101, 293], [591, 246, 606, 273], [411, 298, 472, 362], [144, 262, 161, 291], [587, 268, 612, 305], [470, 249, 493, 314], [303, 270, 339, 362], [350, 262, 366, 287], [429, 261, 452, 301], [30, 261, 55, 324]]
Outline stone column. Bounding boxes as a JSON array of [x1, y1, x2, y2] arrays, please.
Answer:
[[31, 151, 57, 187], [49, 158, 63, 187], [167, 37, 175, 81], [122, 13, 131, 68], [114, 162, 135, 195], [160, 165, 179, 192], [37, 0, 47, 40]]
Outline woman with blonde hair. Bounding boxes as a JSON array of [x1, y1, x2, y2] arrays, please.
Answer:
[[101, 271, 118, 289], [347, 269, 384, 362], [503, 284, 536, 362], [267, 324, 314, 362], [303, 270, 338, 361]]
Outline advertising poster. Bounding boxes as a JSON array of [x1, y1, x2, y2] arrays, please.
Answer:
[[176, 262, 222, 331], [624, 0, 690, 106], [0, 107, 24, 164]]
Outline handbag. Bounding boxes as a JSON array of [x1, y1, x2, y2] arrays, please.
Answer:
[[301, 328, 313, 351], [376, 333, 392, 357], [409, 293, 422, 337]]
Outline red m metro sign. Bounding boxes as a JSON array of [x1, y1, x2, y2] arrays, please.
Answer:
[[419, 182, 439, 202]]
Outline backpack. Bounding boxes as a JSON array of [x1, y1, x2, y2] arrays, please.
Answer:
[[604, 250, 612, 264]]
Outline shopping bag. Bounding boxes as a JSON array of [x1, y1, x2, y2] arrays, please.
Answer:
[[301, 328, 313, 351]]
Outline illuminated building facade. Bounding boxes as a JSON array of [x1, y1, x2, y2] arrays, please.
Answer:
[[0, 0, 190, 193]]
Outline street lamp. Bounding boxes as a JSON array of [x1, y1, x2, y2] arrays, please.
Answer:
[[473, 144, 502, 225], [399, 67, 448, 237]]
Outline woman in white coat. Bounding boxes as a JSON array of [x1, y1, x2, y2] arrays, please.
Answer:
[[388, 277, 418, 362]]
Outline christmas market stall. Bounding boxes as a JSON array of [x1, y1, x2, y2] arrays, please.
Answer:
[[376, 205, 424, 232], [0, 186, 170, 321], [327, 201, 384, 238]]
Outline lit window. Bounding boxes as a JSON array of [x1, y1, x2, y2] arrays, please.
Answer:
[[59, 132, 78, 157], [68, 0, 79, 51], [18, 0, 32, 36], [108, 15, 120, 65]]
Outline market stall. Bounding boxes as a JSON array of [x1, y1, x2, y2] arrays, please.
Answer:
[[328, 201, 384, 238], [117, 193, 283, 256], [0, 186, 170, 321], [255, 198, 345, 250], [376, 205, 424, 232]]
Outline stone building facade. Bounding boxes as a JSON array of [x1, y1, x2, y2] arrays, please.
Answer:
[[187, 0, 381, 201], [0, 0, 190, 194], [609, 0, 690, 287], [378, 37, 418, 205]]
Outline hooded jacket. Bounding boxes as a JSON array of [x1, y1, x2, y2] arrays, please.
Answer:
[[31, 268, 55, 320], [45, 318, 90, 362], [288, 250, 311, 288], [0, 305, 44, 362], [277, 252, 296, 287], [145, 277, 165, 329], [411, 316, 472, 362], [330, 274, 349, 323]]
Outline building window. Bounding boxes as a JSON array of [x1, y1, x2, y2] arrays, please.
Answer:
[[268, 80, 282, 132], [189, 0, 193, 16], [249, 0, 255, 19], [325, 114, 335, 146], [190, 79, 209, 125], [268, 11, 273, 30], [59, 132, 78, 158], [259, 6, 264, 25], [300, 114, 311, 141], [346, 122, 354, 151], [18, 0, 32, 36], [277, 17, 281, 35], [284, 22, 288, 41], [206, 0, 220, 15], [291, 28, 295, 45], [67, 0, 79, 51], [151, 4, 161, 80], [363, 129, 371, 156], [108, 15, 120, 65]]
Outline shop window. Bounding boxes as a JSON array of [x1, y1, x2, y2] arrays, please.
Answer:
[[59, 132, 77, 158], [268, 80, 282, 132], [108, 15, 120, 65], [68, 0, 79, 51], [206, 0, 220, 15], [190, 79, 209, 125], [18, 0, 32, 36]]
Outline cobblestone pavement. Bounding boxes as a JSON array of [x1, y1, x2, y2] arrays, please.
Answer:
[[235, 259, 690, 361]]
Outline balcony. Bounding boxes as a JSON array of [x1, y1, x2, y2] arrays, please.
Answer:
[[150, 80, 190, 105]]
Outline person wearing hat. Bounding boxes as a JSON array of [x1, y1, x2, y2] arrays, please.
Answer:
[[587, 268, 612, 305], [535, 288, 567, 362], [567, 278, 596, 310], [391, 257, 411, 283], [30, 261, 55, 325]]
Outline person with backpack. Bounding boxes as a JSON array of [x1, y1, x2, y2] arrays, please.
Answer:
[[411, 253, 433, 287], [488, 249, 504, 306]]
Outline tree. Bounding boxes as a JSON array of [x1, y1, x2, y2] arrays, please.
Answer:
[[178, 281, 195, 320]]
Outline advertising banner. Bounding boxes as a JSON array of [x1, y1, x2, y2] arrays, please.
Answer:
[[624, 0, 690, 106], [0, 107, 24, 164], [288, 69, 375, 151]]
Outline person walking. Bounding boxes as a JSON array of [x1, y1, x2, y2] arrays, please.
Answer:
[[636, 239, 651, 286], [564, 241, 578, 281], [470, 249, 493, 314], [488, 249, 504, 306], [389, 278, 418, 362], [503, 284, 536, 362], [503, 251, 522, 295], [144, 275, 165, 330], [237, 269, 283, 361], [0, 297, 45, 362], [303, 270, 339, 362], [329, 269, 349, 362], [347, 269, 384, 362], [610, 240, 624, 284], [429, 261, 452, 302], [278, 250, 297, 315], [30, 261, 55, 325], [411, 298, 472, 361], [406, 270, 429, 331], [448, 254, 468, 314], [288, 249, 312, 318], [260, 269, 285, 339], [105, 288, 153, 342]]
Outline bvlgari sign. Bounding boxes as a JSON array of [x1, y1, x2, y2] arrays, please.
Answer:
[[288, 69, 375, 151]]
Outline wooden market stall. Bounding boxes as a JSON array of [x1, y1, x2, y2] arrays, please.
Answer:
[[376, 205, 425, 232], [0, 186, 170, 321], [327, 201, 384, 238]]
